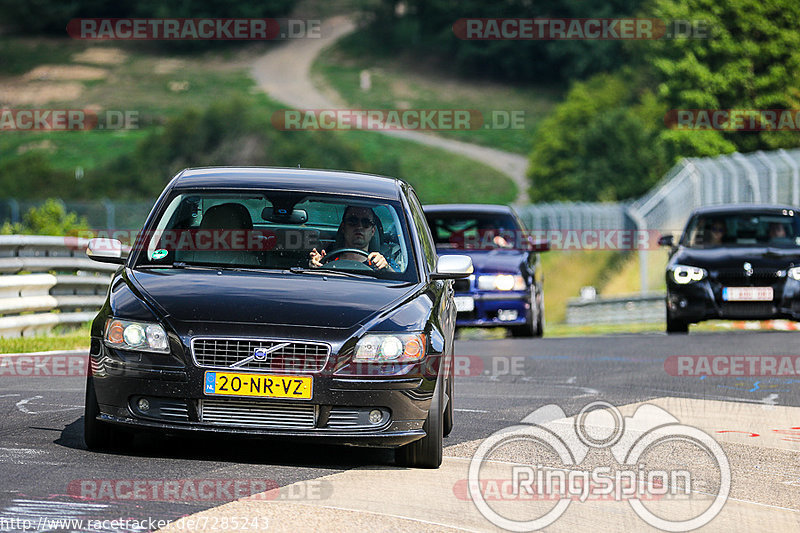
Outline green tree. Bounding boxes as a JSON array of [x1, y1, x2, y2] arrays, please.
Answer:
[[1, 199, 90, 236], [528, 0, 800, 201], [642, 0, 800, 152], [353, 0, 644, 83]]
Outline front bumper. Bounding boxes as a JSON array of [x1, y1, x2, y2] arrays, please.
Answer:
[[666, 275, 800, 323], [89, 340, 437, 448], [455, 291, 529, 327]]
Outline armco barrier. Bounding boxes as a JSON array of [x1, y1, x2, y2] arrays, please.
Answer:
[[566, 292, 665, 325], [0, 236, 117, 337]]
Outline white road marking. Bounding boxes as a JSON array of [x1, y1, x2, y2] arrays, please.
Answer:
[[453, 409, 489, 413], [15, 395, 82, 415]]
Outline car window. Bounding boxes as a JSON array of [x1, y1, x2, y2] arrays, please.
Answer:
[[682, 211, 800, 248], [425, 212, 521, 250], [137, 191, 417, 283], [407, 191, 437, 272]]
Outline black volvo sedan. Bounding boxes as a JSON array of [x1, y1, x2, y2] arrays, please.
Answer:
[[83, 167, 472, 468], [660, 204, 800, 333]]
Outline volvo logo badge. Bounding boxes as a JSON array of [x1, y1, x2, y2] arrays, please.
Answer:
[[744, 262, 753, 276], [230, 342, 291, 368]]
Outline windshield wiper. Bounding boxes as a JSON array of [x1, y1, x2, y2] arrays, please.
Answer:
[[287, 266, 376, 279]]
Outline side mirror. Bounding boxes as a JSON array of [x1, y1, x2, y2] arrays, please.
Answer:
[[528, 238, 550, 252], [431, 255, 473, 280], [657, 235, 674, 247], [86, 238, 125, 265]]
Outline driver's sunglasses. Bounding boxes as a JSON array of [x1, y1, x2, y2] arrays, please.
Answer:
[[345, 216, 375, 228]]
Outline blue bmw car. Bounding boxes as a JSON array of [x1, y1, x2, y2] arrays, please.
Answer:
[[423, 204, 547, 337]]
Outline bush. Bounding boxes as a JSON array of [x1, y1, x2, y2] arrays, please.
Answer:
[[1, 198, 90, 236], [351, 0, 644, 83]]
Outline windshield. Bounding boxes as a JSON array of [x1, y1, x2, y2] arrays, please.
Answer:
[[424, 212, 523, 250], [134, 190, 418, 283], [682, 211, 800, 248]]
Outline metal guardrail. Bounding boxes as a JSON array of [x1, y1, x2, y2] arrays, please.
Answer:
[[566, 293, 665, 325], [0, 236, 116, 337]]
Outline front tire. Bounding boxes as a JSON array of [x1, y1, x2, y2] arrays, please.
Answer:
[[443, 375, 454, 437], [84, 374, 127, 451], [666, 310, 689, 334], [395, 379, 443, 468], [511, 289, 540, 337]]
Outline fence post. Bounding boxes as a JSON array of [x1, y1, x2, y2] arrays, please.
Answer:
[[719, 156, 740, 202], [102, 198, 115, 229], [754, 150, 778, 203], [8, 199, 19, 224], [626, 207, 648, 294], [777, 149, 800, 206], [733, 152, 762, 203]]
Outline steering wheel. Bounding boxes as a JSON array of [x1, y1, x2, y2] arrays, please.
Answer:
[[320, 248, 375, 271]]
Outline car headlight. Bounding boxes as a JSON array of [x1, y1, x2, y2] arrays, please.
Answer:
[[104, 318, 169, 353], [354, 333, 426, 363], [789, 267, 800, 281], [477, 274, 526, 291], [671, 265, 707, 285]]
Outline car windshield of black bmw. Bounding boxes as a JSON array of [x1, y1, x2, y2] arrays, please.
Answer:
[[683, 211, 800, 248], [136, 191, 417, 282], [426, 212, 523, 250]]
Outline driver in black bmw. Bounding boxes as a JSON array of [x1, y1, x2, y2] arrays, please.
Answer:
[[308, 206, 396, 271]]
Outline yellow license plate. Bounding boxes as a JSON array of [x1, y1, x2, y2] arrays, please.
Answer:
[[203, 371, 312, 400]]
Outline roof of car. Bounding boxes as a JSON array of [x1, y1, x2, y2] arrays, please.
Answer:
[[168, 167, 405, 200], [691, 204, 798, 216], [423, 204, 515, 215]]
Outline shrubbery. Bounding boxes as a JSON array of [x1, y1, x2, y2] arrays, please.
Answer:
[[528, 0, 800, 201], [1, 199, 89, 236]]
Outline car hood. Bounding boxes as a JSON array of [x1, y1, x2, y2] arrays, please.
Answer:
[[127, 268, 416, 330], [436, 249, 524, 273], [673, 246, 800, 270]]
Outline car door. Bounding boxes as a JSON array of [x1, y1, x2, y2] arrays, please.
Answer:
[[405, 189, 456, 369]]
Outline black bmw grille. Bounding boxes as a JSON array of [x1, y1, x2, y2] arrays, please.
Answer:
[[192, 338, 330, 373], [719, 302, 776, 318], [713, 268, 781, 287]]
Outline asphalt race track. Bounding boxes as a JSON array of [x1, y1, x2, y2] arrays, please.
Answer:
[[1, 331, 798, 532]]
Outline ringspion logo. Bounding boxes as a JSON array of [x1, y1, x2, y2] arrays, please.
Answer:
[[467, 401, 730, 531]]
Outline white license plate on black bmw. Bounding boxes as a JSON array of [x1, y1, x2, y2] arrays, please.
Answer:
[[722, 287, 773, 301]]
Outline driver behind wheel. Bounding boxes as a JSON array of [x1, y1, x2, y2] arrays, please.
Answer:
[[308, 206, 397, 271]]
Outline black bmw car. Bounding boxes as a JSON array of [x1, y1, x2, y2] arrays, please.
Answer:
[[83, 167, 473, 468], [423, 204, 547, 337], [660, 204, 800, 333]]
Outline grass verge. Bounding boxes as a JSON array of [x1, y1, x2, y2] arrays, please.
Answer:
[[312, 30, 562, 155], [0, 322, 90, 354], [0, 38, 515, 204]]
